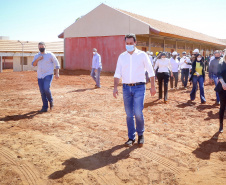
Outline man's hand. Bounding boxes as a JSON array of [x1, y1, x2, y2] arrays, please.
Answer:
[[150, 87, 156, 96], [171, 72, 173, 77], [38, 56, 43, 61], [113, 88, 118, 98], [55, 73, 59, 80], [32, 56, 43, 66], [55, 69, 60, 80]]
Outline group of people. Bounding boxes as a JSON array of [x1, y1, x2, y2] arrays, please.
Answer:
[[146, 49, 225, 106], [32, 34, 225, 148]]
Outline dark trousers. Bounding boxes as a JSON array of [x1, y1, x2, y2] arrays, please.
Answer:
[[170, 72, 178, 88], [157, 72, 169, 101], [219, 91, 226, 131], [181, 68, 189, 87]]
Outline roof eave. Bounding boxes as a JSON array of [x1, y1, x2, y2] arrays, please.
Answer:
[[159, 32, 226, 47]]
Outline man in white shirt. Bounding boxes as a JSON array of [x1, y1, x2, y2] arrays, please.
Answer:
[[91, 48, 102, 88], [113, 34, 156, 147], [180, 51, 191, 89], [170, 51, 180, 89]]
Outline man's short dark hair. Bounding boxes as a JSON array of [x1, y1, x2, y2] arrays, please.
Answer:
[[125, 34, 136, 42], [38, 42, 45, 46]]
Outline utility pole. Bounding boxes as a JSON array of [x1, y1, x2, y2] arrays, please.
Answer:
[[18, 40, 28, 71]]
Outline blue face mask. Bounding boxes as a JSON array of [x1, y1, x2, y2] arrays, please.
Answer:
[[126, 45, 135, 52]]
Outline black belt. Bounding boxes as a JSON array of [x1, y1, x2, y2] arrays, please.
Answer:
[[124, 82, 145, 86]]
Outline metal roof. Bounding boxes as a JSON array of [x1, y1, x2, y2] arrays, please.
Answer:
[[0, 40, 64, 53]]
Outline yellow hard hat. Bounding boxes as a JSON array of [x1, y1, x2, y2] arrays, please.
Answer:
[[156, 52, 159, 56]]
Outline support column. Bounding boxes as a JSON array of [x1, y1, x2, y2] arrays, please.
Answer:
[[163, 39, 165, 52], [0, 56, 2, 73], [149, 36, 151, 51]]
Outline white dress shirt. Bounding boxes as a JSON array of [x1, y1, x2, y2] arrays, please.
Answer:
[[149, 56, 154, 66], [154, 58, 172, 73], [114, 48, 155, 83], [180, 56, 191, 69], [92, 53, 102, 69], [170, 57, 180, 72]]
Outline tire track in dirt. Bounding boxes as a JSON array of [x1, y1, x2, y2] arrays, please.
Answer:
[[69, 119, 186, 175], [0, 147, 46, 185], [33, 134, 123, 185]]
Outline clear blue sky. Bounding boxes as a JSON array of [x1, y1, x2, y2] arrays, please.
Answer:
[[0, 0, 225, 42]]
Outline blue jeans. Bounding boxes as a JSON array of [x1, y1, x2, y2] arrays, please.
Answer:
[[181, 68, 189, 87], [190, 75, 206, 103], [38, 75, 53, 110], [212, 74, 220, 102], [123, 84, 146, 140], [91, 68, 101, 87]]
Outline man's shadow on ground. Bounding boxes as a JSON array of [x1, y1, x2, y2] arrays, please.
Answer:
[[67, 88, 96, 93], [192, 132, 226, 160], [0, 111, 43, 122], [144, 99, 163, 108], [48, 144, 138, 180]]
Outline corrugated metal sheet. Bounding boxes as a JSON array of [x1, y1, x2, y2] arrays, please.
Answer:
[[65, 35, 125, 72], [118, 9, 226, 46], [0, 40, 64, 53]]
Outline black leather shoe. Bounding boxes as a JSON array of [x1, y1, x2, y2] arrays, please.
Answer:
[[39, 108, 47, 112], [125, 139, 135, 147], [138, 135, 144, 147], [50, 102, 54, 110]]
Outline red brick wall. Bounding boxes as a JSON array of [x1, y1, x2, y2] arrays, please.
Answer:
[[65, 35, 125, 72]]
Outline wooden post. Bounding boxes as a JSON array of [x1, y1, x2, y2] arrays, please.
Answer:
[[163, 39, 165, 52], [0, 56, 2, 73], [149, 36, 151, 51]]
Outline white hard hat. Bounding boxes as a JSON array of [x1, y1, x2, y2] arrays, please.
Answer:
[[193, 49, 199, 53], [172, 51, 178, 56], [150, 52, 153, 55]]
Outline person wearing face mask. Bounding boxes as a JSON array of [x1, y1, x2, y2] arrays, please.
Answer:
[[32, 42, 60, 112], [190, 54, 206, 104], [90, 48, 102, 88], [180, 51, 191, 89], [170, 51, 180, 90], [209, 50, 222, 105], [154, 52, 173, 103], [113, 33, 156, 147], [215, 53, 226, 133]]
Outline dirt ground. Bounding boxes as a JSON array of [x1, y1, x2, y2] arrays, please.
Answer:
[[0, 69, 225, 185]]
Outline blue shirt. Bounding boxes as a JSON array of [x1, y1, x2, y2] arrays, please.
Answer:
[[32, 51, 60, 79], [92, 53, 102, 69]]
